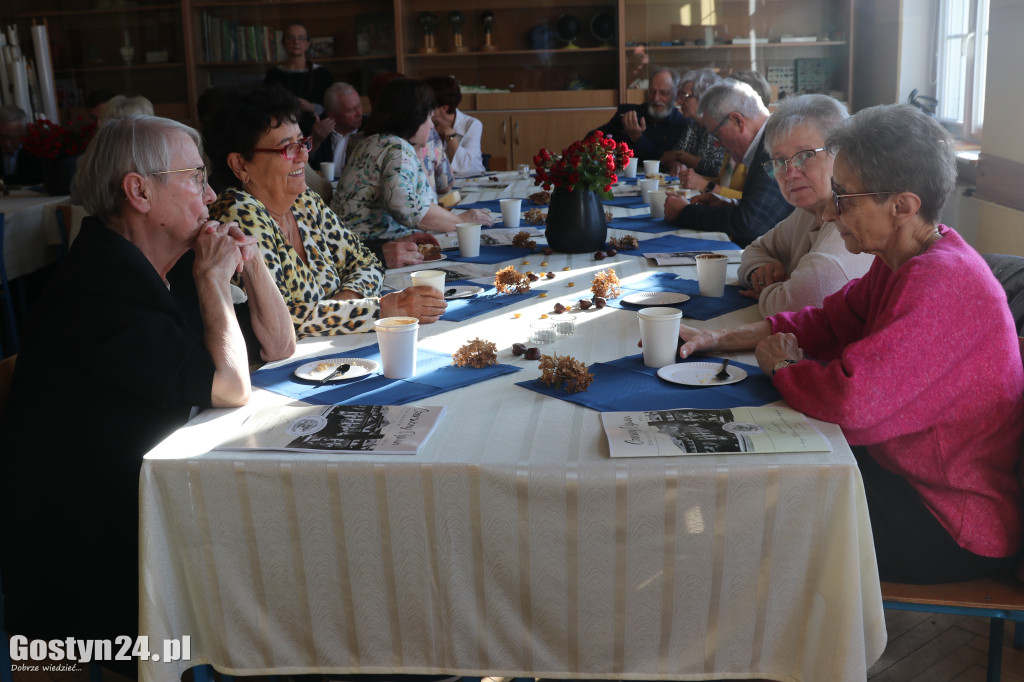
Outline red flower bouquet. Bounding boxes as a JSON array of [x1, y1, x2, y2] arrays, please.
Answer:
[[22, 117, 96, 160], [533, 131, 633, 199]]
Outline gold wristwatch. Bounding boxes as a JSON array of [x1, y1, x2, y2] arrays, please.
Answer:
[[772, 359, 797, 376]]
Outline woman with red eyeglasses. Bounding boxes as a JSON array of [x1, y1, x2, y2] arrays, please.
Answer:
[[204, 85, 445, 337]]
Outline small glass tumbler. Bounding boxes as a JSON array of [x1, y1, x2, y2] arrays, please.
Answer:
[[530, 321, 556, 345], [555, 314, 576, 336]]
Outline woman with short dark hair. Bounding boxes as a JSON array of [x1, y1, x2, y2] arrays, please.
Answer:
[[205, 85, 445, 337], [423, 75, 485, 175], [331, 78, 492, 246]]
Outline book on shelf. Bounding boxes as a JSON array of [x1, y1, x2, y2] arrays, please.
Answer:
[[217, 403, 446, 455], [600, 406, 831, 458], [642, 250, 743, 265]]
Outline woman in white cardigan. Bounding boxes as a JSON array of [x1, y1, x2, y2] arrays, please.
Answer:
[[738, 94, 874, 315], [424, 75, 485, 175]]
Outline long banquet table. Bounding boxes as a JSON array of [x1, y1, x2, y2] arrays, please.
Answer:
[[139, 173, 886, 682]]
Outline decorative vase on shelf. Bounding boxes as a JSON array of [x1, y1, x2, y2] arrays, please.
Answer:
[[545, 187, 607, 253], [44, 156, 78, 196]]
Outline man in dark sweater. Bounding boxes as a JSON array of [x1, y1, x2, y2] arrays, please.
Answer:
[[664, 80, 793, 247], [591, 67, 688, 162]]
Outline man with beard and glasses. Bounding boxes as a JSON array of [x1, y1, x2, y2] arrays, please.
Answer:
[[591, 67, 688, 162]]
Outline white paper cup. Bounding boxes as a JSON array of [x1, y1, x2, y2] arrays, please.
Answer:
[[410, 269, 446, 294], [499, 199, 522, 228], [695, 253, 729, 297], [637, 307, 683, 368], [319, 161, 335, 181], [643, 160, 660, 177], [455, 223, 481, 257], [639, 178, 660, 204], [622, 157, 638, 178], [375, 317, 419, 379], [648, 190, 667, 219]]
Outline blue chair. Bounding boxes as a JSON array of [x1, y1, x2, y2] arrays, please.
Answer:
[[0, 214, 18, 357], [881, 574, 1024, 681]]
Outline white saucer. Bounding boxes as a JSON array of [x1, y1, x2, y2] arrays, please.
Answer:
[[444, 285, 485, 299], [657, 361, 747, 386], [294, 357, 379, 382], [621, 291, 691, 306]]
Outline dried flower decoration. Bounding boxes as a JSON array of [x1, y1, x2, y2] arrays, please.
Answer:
[[608, 235, 639, 250], [590, 268, 621, 299], [453, 338, 498, 368], [539, 353, 594, 393], [604, 210, 614, 223], [523, 208, 547, 225], [511, 231, 537, 249], [494, 265, 531, 294]]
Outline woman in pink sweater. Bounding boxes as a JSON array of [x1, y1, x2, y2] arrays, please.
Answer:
[[676, 104, 1024, 584]]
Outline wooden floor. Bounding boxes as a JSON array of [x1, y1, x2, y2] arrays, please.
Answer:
[[8, 611, 1024, 681]]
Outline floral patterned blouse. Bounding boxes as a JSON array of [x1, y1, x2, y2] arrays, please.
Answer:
[[210, 187, 384, 337], [421, 127, 453, 196], [331, 133, 434, 242], [673, 119, 726, 178]]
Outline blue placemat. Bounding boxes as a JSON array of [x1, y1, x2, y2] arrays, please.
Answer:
[[516, 355, 779, 411], [611, 271, 752, 320], [446, 244, 533, 264], [636, 234, 742, 253], [607, 215, 674, 234], [441, 279, 541, 322], [454, 199, 509, 212], [253, 345, 520, 406], [603, 194, 649, 208]]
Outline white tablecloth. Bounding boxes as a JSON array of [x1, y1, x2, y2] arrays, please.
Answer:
[[0, 190, 69, 279], [139, 173, 886, 682]]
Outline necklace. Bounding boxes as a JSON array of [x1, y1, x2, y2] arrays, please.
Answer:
[[916, 227, 942, 256]]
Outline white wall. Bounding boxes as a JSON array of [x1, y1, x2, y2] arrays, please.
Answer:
[[975, 0, 1024, 255]]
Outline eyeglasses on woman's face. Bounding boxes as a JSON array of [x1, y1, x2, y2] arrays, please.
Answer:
[[830, 179, 901, 216], [252, 136, 313, 160], [762, 147, 827, 178], [149, 166, 207, 191]]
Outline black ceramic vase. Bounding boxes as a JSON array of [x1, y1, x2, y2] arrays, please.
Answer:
[[545, 187, 607, 253], [44, 156, 78, 196]]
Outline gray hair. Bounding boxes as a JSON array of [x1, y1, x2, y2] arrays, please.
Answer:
[[324, 82, 358, 111], [96, 94, 154, 123], [650, 66, 681, 94], [730, 70, 772, 108], [825, 103, 956, 224], [96, 95, 154, 124], [679, 68, 722, 99], [0, 105, 27, 126], [77, 114, 202, 222], [764, 94, 849, 155], [697, 80, 767, 121]]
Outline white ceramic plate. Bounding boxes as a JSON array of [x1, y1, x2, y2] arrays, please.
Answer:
[[657, 361, 747, 386], [294, 357, 379, 382], [420, 254, 448, 263], [444, 285, 485, 299], [621, 291, 691, 306]]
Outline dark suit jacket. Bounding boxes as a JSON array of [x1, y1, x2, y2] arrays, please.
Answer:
[[670, 133, 793, 248], [2, 147, 46, 186], [591, 104, 688, 161]]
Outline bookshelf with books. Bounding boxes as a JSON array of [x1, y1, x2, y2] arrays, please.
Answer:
[[190, 1, 397, 104]]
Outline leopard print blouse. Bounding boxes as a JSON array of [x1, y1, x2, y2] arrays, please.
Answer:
[[210, 187, 384, 337]]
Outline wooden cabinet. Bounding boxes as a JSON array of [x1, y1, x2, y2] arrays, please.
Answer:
[[4, 0, 190, 121], [622, 0, 854, 105], [472, 106, 615, 169], [1, 0, 856, 125]]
